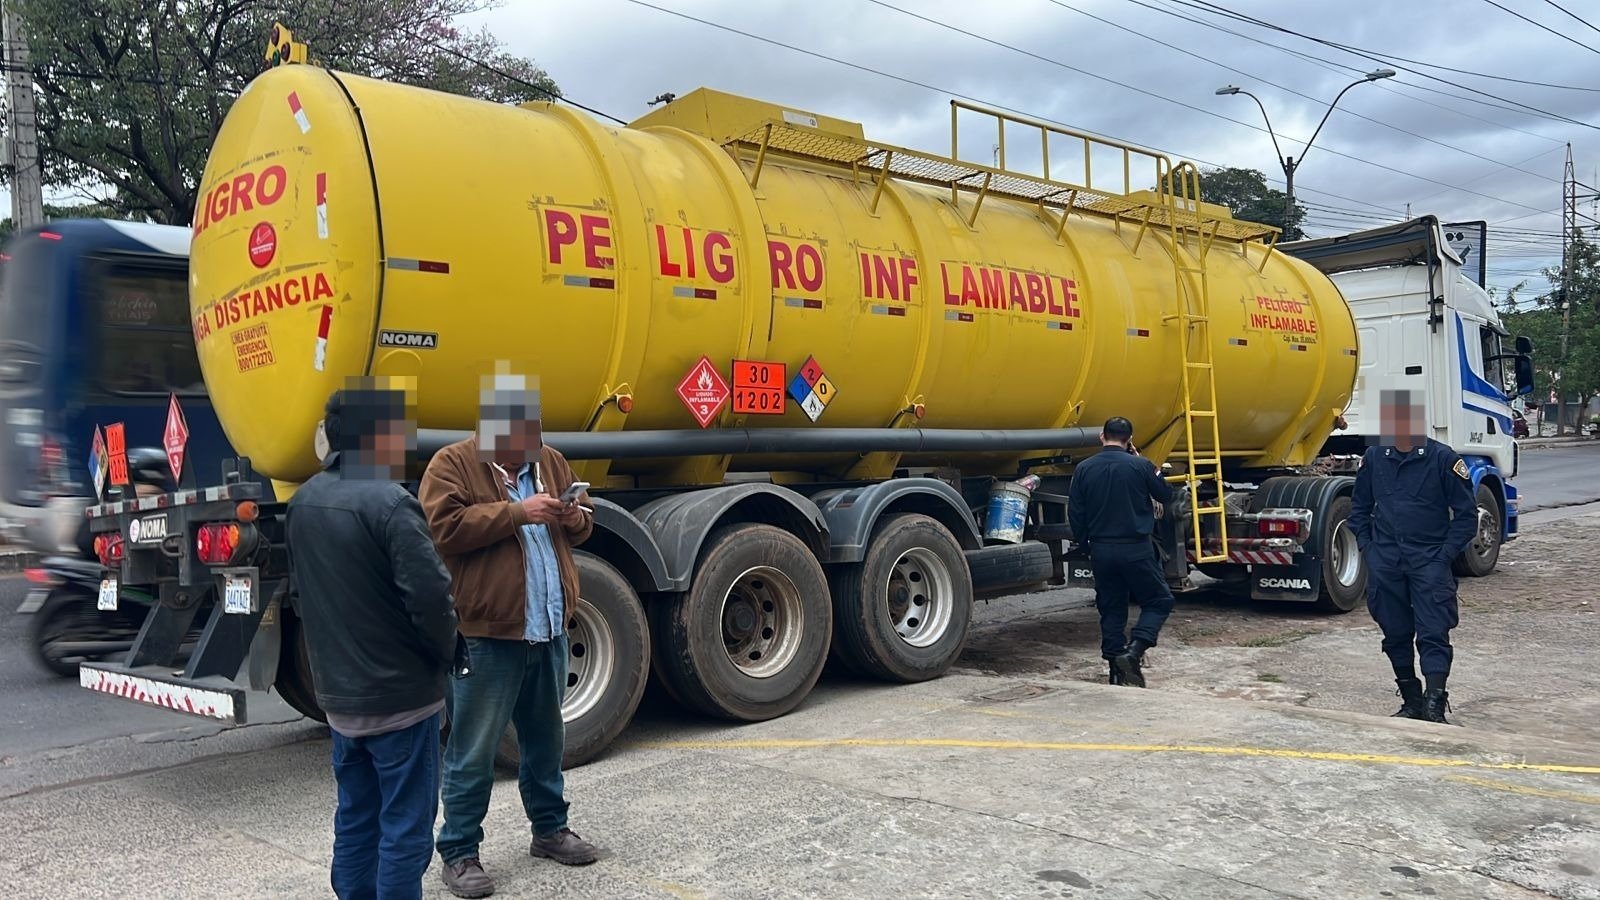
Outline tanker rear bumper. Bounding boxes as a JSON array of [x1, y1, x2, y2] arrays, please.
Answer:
[[79, 662, 248, 725]]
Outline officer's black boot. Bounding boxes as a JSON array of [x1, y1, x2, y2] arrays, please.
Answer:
[[1391, 678, 1426, 719], [1114, 639, 1151, 689], [1422, 688, 1452, 724], [1107, 658, 1125, 686]]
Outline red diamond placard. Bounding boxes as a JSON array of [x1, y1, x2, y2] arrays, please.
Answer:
[[164, 393, 190, 482], [676, 356, 730, 429]]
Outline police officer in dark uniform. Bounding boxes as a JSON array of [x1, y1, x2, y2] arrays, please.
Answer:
[[1348, 390, 1477, 724], [1067, 417, 1175, 688]]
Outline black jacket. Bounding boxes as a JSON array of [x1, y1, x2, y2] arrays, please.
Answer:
[[1067, 445, 1174, 545], [285, 455, 458, 716], [1349, 439, 1478, 561]]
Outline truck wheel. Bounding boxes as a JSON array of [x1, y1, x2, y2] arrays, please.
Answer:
[[653, 523, 831, 721], [1452, 483, 1502, 578], [275, 613, 327, 722], [560, 553, 650, 768], [829, 514, 972, 683], [1314, 496, 1365, 614]]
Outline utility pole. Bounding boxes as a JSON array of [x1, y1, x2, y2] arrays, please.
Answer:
[[1559, 145, 1574, 434], [2, 1, 43, 231]]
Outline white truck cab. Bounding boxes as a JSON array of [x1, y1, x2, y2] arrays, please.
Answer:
[[1284, 216, 1535, 576]]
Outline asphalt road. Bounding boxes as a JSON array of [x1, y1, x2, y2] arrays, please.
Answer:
[[0, 578, 300, 759], [0, 441, 1592, 762], [1514, 441, 1600, 512]]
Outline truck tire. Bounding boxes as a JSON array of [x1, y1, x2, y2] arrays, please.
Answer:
[[1314, 496, 1365, 614], [275, 613, 327, 722], [829, 514, 972, 683], [1452, 483, 1501, 578], [653, 523, 831, 721], [559, 553, 651, 768], [966, 541, 1054, 596]]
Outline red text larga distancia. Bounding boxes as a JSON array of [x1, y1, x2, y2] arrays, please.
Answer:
[[191, 271, 334, 341], [193, 164, 288, 236]]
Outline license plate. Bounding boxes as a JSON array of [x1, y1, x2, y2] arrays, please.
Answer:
[[98, 578, 119, 611], [224, 574, 253, 614]]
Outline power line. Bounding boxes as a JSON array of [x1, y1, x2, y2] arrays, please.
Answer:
[[1123, 0, 1566, 143], [619, 0, 1407, 215], [1040, 0, 1559, 183], [862, 0, 1550, 212], [1543, 0, 1600, 38], [1480, 0, 1600, 56], [1171, 0, 1600, 131], [417, 38, 626, 125]]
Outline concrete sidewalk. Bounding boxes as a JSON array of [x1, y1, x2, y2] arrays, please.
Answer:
[[7, 673, 1599, 899]]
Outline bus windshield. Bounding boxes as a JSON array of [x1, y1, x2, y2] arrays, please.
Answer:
[[91, 257, 205, 396]]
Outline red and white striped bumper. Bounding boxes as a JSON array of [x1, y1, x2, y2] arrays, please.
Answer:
[[1186, 545, 1298, 566], [80, 664, 243, 724]]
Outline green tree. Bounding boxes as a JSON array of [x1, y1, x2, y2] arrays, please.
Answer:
[[1199, 166, 1305, 236], [1501, 232, 1600, 425], [6, 0, 559, 225]]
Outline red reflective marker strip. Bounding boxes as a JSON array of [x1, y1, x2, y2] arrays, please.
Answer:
[[317, 305, 333, 340], [316, 173, 327, 205]]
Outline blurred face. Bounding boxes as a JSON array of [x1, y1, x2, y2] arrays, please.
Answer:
[[342, 386, 414, 481], [363, 421, 410, 475], [1379, 391, 1426, 449], [477, 388, 542, 468]]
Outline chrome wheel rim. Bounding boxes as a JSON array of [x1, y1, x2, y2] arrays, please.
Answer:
[[1330, 520, 1361, 587], [721, 566, 804, 679], [1471, 505, 1498, 559], [562, 596, 615, 723], [887, 547, 955, 647]]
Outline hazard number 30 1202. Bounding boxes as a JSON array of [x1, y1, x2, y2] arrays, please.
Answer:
[[732, 360, 786, 415]]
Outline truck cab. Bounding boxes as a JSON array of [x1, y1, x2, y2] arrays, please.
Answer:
[[1284, 216, 1535, 576]]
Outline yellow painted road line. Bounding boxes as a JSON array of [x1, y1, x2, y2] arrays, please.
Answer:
[[1445, 775, 1600, 806], [630, 737, 1600, 776]]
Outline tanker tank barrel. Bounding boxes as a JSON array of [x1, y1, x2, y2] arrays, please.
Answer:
[[414, 427, 1102, 462]]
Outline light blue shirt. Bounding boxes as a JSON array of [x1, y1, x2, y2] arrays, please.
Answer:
[[500, 463, 565, 643]]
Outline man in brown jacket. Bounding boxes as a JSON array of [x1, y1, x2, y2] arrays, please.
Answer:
[[420, 384, 601, 899]]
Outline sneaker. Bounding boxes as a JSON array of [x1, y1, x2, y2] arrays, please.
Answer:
[[530, 827, 601, 866], [441, 857, 494, 899]]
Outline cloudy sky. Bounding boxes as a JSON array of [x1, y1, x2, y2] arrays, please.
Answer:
[[467, 0, 1599, 302]]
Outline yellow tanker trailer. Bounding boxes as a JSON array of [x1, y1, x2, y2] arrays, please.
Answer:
[[84, 64, 1360, 766]]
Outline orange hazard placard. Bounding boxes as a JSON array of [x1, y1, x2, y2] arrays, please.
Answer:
[[105, 422, 129, 486], [732, 360, 786, 415]]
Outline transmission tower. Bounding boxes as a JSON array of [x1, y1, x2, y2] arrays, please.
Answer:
[[1559, 144, 1600, 432]]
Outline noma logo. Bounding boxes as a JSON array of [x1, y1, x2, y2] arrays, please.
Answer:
[[1259, 577, 1312, 590], [378, 330, 439, 349]]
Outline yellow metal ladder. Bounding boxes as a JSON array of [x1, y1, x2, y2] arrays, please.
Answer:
[[1160, 162, 1229, 564]]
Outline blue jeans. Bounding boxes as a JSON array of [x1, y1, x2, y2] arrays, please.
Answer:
[[330, 711, 443, 900], [436, 635, 569, 863]]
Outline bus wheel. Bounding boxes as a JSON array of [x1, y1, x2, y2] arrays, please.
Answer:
[[829, 514, 972, 683], [1314, 496, 1366, 614], [654, 524, 831, 721], [1452, 483, 1502, 578], [275, 613, 327, 722]]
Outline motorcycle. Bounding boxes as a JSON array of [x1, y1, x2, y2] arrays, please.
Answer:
[[17, 448, 201, 678]]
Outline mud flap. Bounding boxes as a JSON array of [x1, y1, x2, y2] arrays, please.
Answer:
[[245, 591, 283, 691], [1250, 555, 1323, 602], [1065, 547, 1095, 589]]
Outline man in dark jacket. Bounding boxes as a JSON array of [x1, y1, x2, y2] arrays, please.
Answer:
[[420, 378, 600, 899], [1348, 390, 1478, 724], [1067, 417, 1175, 688], [285, 387, 459, 900]]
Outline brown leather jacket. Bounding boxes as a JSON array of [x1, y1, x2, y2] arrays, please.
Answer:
[[418, 437, 593, 640]]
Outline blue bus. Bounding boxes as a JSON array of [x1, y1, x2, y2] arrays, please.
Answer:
[[0, 219, 246, 555]]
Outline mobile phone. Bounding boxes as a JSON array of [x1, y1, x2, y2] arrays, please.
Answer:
[[558, 481, 591, 505]]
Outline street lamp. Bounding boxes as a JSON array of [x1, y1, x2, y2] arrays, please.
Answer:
[[1215, 69, 1395, 240]]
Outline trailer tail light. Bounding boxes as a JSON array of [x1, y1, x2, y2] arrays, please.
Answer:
[[196, 523, 243, 565], [93, 533, 126, 566], [1257, 517, 1306, 539], [38, 435, 69, 494], [24, 567, 57, 585]]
